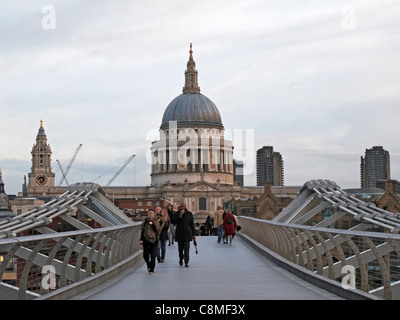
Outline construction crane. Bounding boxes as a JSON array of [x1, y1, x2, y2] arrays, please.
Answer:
[[57, 144, 82, 186], [105, 154, 135, 186], [56, 160, 70, 186]]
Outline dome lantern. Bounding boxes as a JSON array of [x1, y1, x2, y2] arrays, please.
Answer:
[[161, 43, 223, 130], [182, 43, 201, 94]]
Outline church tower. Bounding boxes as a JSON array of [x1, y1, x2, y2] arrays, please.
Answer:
[[0, 169, 5, 195], [27, 120, 55, 195], [0, 168, 9, 209]]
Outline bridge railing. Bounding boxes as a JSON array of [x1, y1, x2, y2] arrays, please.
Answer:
[[239, 216, 400, 300], [0, 222, 142, 300]]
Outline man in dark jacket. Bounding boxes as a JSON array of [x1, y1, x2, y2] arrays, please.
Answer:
[[173, 203, 196, 267], [140, 209, 160, 275]]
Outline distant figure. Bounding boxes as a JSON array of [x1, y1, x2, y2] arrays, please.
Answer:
[[214, 206, 224, 243], [205, 215, 214, 235], [174, 203, 196, 267], [167, 203, 176, 245], [223, 210, 237, 246], [140, 209, 160, 275]]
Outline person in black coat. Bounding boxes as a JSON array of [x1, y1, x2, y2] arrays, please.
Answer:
[[140, 209, 160, 275], [167, 203, 176, 245], [173, 203, 196, 267]]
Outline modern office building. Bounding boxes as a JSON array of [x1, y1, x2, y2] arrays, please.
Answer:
[[360, 146, 390, 188], [256, 146, 284, 186], [233, 160, 244, 186]]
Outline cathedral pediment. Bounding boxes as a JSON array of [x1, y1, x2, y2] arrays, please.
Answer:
[[184, 181, 221, 192]]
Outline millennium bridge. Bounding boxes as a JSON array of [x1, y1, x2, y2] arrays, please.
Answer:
[[1, 179, 400, 300]]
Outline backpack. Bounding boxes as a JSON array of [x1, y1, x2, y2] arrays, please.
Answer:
[[226, 214, 234, 225]]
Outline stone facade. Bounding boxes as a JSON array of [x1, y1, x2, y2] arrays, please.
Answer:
[[377, 179, 400, 213], [103, 182, 269, 225], [10, 197, 45, 217], [228, 182, 300, 220], [150, 126, 234, 186], [256, 181, 294, 219]]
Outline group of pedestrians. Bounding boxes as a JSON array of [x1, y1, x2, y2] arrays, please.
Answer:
[[140, 203, 238, 275], [214, 206, 238, 246], [140, 203, 196, 275]]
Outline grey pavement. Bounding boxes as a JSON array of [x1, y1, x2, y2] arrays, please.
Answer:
[[81, 236, 342, 300]]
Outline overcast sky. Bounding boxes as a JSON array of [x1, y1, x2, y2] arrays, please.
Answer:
[[1, 0, 399, 195]]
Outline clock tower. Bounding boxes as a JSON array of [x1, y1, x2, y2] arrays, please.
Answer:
[[27, 120, 55, 195]]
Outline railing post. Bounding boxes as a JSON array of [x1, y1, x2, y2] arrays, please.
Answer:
[[18, 239, 46, 300], [342, 234, 369, 293], [363, 237, 392, 300]]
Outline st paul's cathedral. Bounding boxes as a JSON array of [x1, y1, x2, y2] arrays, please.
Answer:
[[22, 45, 299, 223]]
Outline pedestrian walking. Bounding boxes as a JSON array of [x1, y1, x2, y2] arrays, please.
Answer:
[[223, 210, 237, 246], [214, 206, 224, 243], [140, 209, 160, 275], [173, 203, 196, 267], [167, 203, 176, 245], [157, 208, 170, 263], [205, 215, 214, 235], [155, 206, 162, 217]]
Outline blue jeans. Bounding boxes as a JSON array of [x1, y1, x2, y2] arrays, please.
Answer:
[[217, 225, 223, 243], [157, 239, 167, 260]]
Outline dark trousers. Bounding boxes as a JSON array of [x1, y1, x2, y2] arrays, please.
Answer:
[[143, 239, 158, 272], [178, 241, 190, 264]]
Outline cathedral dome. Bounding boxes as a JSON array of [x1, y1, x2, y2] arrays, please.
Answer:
[[151, 44, 233, 189], [161, 93, 223, 130], [160, 43, 223, 130]]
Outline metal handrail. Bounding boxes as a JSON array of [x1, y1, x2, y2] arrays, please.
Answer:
[[239, 216, 400, 300], [0, 222, 141, 300]]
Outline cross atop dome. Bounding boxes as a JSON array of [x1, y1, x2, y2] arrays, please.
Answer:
[[37, 120, 46, 137], [189, 43, 193, 60]]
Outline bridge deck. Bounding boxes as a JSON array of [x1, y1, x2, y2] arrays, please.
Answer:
[[78, 236, 342, 300]]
